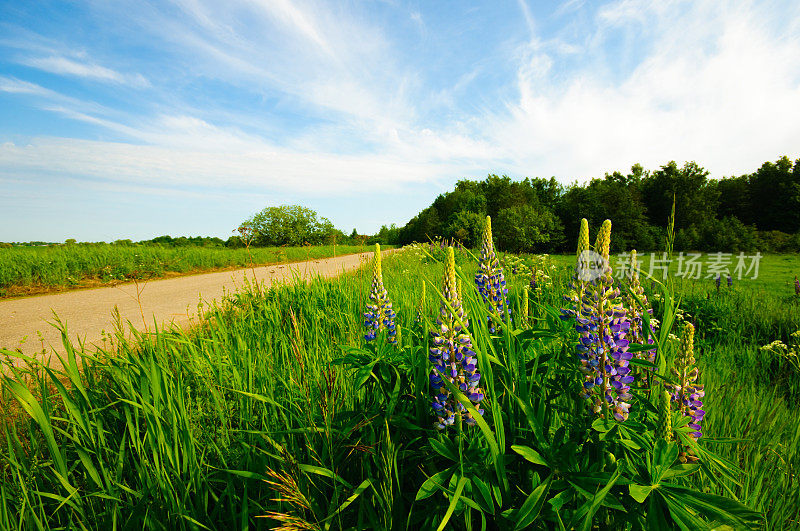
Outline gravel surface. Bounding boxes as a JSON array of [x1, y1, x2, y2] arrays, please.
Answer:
[[0, 251, 380, 366]]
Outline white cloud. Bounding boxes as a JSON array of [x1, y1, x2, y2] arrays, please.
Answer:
[[487, 0, 800, 179], [0, 136, 457, 196], [23, 56, 150, 87]]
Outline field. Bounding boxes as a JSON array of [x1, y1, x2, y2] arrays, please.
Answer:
[[0, 244, 376, 298], [1, 237, 799, 529]]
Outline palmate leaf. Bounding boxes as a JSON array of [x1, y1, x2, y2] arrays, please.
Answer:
[[569, 467, 623, 531], [660, 484, 763, 530]]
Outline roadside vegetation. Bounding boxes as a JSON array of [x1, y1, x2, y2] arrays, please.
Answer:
[[0, 243, 377, 298], [2, 215, 798, 529], [0, 204, 400, 298]]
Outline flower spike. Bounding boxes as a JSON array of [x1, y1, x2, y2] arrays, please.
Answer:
[[363, 243, 397, 344], [429, 247, 484, 429]]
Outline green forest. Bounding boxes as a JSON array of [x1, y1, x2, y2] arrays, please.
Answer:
[[391, 156, 800, 253]]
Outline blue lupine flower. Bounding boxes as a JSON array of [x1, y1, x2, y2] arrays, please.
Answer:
[[364, 244, 397, 344], [474, 216, 509, 333], [430, 247, 484, 429], [565, 220, 635, 421], [666, 323, 705, 443], [622, 250, 656, 386]]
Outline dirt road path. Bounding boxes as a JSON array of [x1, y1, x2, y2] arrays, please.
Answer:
[[0, 251, 381, 362]]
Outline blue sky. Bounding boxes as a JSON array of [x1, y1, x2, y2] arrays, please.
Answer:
[[1, 0, 799, 242]]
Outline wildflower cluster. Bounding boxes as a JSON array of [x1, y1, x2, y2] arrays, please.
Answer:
[[474, 216, 509, 333], [561, 218, 591, 321], [761, 331, 800, 374], [364, 244, 397, 343], [666, 323, 706, 446], [566, 220, 635, 421], [622, 250, 656, 384], [429, 247, 484, 429]]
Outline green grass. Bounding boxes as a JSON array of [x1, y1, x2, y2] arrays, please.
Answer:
[[0, 243, 377, 296], [0, 245, 798, 529]]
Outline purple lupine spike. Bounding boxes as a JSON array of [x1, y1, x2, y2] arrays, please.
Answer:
[[564, 220, 635, 422], [715, 274, 721, 292], [364, 244, 397, 344], [622, 250, 657, 387], [474, 216, 510, 333], [430, 247, 484, 429], [727, 275, 733, 288], [794, 276, 799, 296], [666, 323, 705, 454]]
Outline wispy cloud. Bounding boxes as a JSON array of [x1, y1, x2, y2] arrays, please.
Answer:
[[488, 0, 800, 178], [1, 0, 799, 240], [23, 56, 150, 87]]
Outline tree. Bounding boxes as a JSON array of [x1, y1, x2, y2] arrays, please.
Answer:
[[494, 204, 564, 253], [242, 205, 337, 246], [641, 161, 719, 230]]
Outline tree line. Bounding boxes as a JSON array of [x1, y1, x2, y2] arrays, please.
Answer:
[[392, 156, 800, 253]]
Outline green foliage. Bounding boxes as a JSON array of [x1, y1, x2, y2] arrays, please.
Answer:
[[398, 156, 800, 254], [494, 204, 563, 253], [243, 204, 337, 246], [1, 245, 797, 529], [0, 244, 371, 292]]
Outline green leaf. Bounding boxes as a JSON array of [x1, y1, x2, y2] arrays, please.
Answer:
[[662, 464, 700, 480], [437, 475, 467, 531], [322, 479, 372, 528], [629, 484, 656, 503], [429, 437, 458, 462], [416, 468, 454, 501], [514, 475, 552, 530], [511, 445, 549, 467], [471, 476, 495, 515]]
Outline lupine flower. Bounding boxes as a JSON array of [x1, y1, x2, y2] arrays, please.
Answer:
[[715, 274, 721, 293], [794, 275, 799, 297], [429, 247, 484, 429], [474, 216, 509, 333], [530, 267, 538, 291], [727, 275, 733, 289], [560, 218, 590, 321], [666, 323, 705, 446], [364, 244, 397, 344], [567, 220, 635, 421], [622, 250, 656, 386]]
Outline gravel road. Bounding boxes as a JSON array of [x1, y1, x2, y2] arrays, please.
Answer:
[[0, 251, 379, 364]]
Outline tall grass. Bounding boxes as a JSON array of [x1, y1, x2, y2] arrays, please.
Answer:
[[0, 245, 797, 529], [0, 244, 376, 295]]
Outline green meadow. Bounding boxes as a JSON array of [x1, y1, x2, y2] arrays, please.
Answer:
[[1, 232, 799, 529], [0, 244, 374, 297]]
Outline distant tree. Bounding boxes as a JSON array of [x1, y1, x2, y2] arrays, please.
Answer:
[[495, 204, 564, 253], [749, 156, 800, 233], [242, 205, 337, 246], [713, 175, 752, 224], [445, 210, 484, 248], [64, 238, 77, 245], [225, 235, 245, 248], [641, 161, 719, 230]]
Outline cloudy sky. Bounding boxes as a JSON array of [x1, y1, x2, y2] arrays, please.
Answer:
[[1, 0, 799, 242]]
